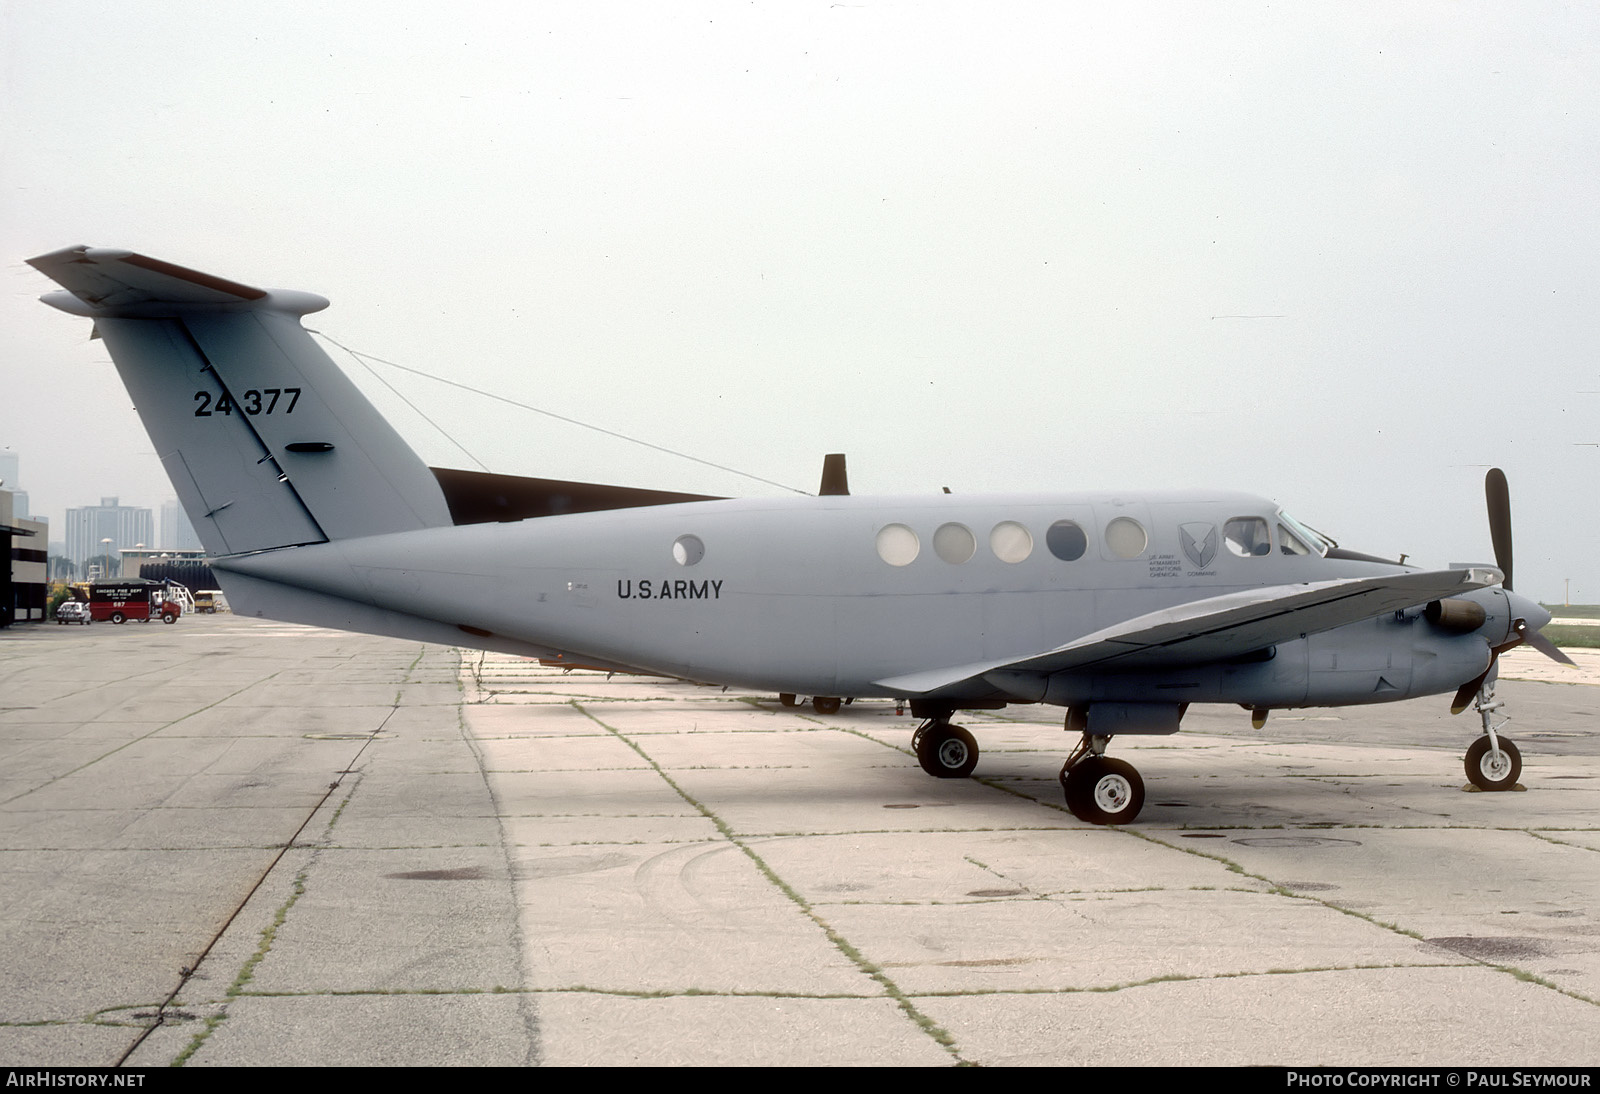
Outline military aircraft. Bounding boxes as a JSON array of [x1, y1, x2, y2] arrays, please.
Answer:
[[27, 245, 1574, 824]]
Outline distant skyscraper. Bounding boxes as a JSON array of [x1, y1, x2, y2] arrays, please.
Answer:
[[64, 498, 154, 566], [160, 499, 201, 552], [0, 451, 26, 519]]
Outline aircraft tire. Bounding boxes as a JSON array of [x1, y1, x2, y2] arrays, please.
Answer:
[[917, 724, 978, 779], [812, 696, 842, 715], [1062, 757, 1145, 825], [1465, 735, 1521, 791], [779, 693, 798, 707], [110, 612, 125, 625]]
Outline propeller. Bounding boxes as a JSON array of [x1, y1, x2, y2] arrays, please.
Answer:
[[1485, 467, 1513, 591], [1449, 468, 1574, 713]]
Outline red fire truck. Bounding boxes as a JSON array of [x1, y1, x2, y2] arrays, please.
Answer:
[[84, 580, 183, 624]]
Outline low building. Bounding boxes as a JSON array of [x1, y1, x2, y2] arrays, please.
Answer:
[[2, 491, 47, 626]]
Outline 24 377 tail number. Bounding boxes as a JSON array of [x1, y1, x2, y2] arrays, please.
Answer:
[[194, 388, 301, 416]]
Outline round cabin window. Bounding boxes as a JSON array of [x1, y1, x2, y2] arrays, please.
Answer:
[[1046, 520, 1088, 561], [875, 523, 920, 567], [1105, 516, 1148, 559], [990, 521, 1033, 563], [932, 522, 976, 564], [672, 534, 705, 566]]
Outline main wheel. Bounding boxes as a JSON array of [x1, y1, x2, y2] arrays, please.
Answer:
[[916, 724, 979, 778], [110, 612, 125, 625], [1062, 756, 1145, 825], [812, 696, 842, 715], [1465, 735, 1521, 791], [779, 693, 798, 708]]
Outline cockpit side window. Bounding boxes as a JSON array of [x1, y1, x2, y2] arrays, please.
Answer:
[[1223, 517, 1271, 557], [1276, 509, 1333, 557], [1278, 523, 1312, 556]]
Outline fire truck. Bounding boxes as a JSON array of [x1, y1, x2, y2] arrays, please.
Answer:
[[82, 580, 183, 624]]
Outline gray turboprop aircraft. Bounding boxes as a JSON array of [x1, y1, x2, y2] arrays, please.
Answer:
[[28, 246, 1574, 824]]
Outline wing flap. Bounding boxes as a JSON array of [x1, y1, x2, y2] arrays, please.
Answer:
[[876, 567, 1501, 697]]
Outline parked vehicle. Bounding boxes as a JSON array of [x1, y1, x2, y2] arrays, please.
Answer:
[[85, 580, 182, 624], [193, 589, 228, 613], [55, 600, 91, 625]]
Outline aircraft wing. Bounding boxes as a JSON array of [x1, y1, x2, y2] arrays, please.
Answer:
[[875, 567, 1501, 697]]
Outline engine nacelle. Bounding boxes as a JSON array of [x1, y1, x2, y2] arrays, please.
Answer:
[[1007, 610, 1492, 711]]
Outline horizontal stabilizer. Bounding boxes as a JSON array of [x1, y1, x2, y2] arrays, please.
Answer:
[[27, 246, 295, 316]]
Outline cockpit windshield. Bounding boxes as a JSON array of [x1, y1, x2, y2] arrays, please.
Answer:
[[1276, 509, 1332, 557]]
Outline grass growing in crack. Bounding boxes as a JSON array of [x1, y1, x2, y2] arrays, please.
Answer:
[[169, 777, 363, 1066], [168, 864, 312, 1066], [169, 1013, 226, 1067], [228, 869, 310, 996]]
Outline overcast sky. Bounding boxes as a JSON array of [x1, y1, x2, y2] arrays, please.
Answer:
[[4, 2, 1597, 600]]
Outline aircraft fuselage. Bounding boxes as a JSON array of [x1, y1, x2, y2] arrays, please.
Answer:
[[214, 488, 1518, 712]]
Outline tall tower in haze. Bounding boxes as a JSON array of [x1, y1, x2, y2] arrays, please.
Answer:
[[64, 498, 154, 567]]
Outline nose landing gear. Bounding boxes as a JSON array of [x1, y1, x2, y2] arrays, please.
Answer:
[[1465, 682, 1522, 792]]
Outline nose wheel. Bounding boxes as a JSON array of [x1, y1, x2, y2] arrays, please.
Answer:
[[1465, 682, 1522, 792], [1465, 734, 1521, 791]]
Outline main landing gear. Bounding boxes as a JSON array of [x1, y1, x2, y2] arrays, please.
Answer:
[[907, 712, 1147, 822], [912, 717, 979, 778], [1059, 733, 1145, 825], [1465, 681, 1522, 792]]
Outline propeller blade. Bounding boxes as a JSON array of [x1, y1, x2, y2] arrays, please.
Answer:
[[1516, 619, 1578, 667], [1451, 660, 1494, 714], [1485, 468, 1513, 590]]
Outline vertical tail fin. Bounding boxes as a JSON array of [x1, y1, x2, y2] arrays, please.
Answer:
[[28, 246, 452, 556]]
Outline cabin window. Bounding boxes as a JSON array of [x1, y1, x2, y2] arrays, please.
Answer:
[[1278, 523, 1312, 556], [1046, 520, 1088, 561], [990, 521, 1033, 563], [672, 534, 705, 566], [1224, 517, 1271, 557], [1105, 517, 1147, 559], [876, 523, 920, 566], [932, 522, 976, 564]]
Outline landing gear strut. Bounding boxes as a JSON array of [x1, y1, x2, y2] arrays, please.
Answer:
[[1059, 732, 1145, 825], [913, 717, 979, 778], [1465, 681, 1522, 791]]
